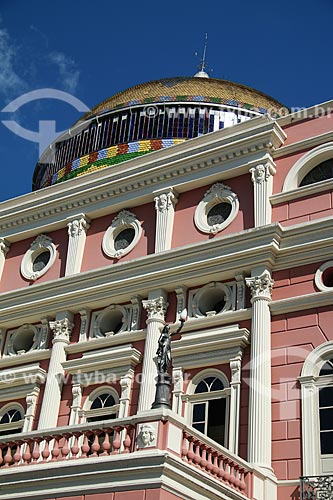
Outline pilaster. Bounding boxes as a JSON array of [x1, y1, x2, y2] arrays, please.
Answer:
[[228, 355, 242, 454], [300, 375, 321, 475], [0, 238, 10, 282], [119, 369, 134, 418], [246, 269, 274, 470], [138, 291, 168, 412], [154, 188, 178, 252], [172, 366, 184, 415], [69, 383, 82, 426], [65, 214, 90, 276], [23, 388, 39, 433], [78, 308, 91, 342], [38, 311, 74, 429], [250, 159, 276, 227]]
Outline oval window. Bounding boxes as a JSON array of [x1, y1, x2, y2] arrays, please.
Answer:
[[207, 203, 232, 227], [32, 251, 50, 272], [114, 228, 135, 252]]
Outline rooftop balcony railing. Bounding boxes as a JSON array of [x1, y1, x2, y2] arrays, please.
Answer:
[[0, 411, 253, 499], [300, 475, 333, 499]]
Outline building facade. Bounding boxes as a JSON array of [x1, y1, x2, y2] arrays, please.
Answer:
[[0, 75, 332, 500]]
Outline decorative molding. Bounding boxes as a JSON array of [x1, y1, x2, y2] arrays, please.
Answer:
[[175, 286, 187, 321], [0, 238, 10, 257], [246, 270, 274, 301], [194, 182, 239, 234], [250, 157, 276, 227], [78, 308, 91, 342], [273, 130, 333, 159], [0, 363, 46, 402], [154, 189, 178, 213], [20, 234, 56, 281], [189, 281, 233, 318], [154, 188, 178, 253], [250, 162, 276, 184], [4, 322, 49, 356], [130, 295, 142, 331], [271, 178, 333, 205], [67, 215, 90, 238], [137, 422, 158, 448], [90, 304, 130, 339], [315, 260, 333, 292], [102, 210, 142, 259]]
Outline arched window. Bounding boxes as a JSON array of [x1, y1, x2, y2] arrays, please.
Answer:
[[82, 388, 119, 423], [0, 404, 24, 437], [300, 159, 333, 187], [318, 359, 333, 456], [187, 371, 230, 447]]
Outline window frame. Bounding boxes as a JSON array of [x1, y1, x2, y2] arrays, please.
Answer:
[[80, 387, 119, 424], [0, 403, 25, 436]]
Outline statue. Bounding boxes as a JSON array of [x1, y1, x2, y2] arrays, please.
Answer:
[[156, 324, 171, 374]]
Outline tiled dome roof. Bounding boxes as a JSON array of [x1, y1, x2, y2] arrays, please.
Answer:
[[84, 77, 285, 118]]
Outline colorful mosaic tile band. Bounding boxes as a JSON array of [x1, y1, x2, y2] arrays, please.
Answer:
[[93, 95, 273, 118], [48, 138, 186, 186]]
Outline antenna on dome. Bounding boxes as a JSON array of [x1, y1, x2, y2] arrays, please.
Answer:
[[194, 33, 209, 78]]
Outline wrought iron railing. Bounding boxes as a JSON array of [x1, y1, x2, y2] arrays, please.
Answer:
[[300, 475, 333, 499]]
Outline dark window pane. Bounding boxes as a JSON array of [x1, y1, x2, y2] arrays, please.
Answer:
[[9, 409, 22, 422], [300, 159, 333, 186], [320, 360, 333, 376], [211, 378, 224, 391], [320, 408, 333, 430], [193, 403, 205, 423], [193, 422, 205, 434], [319, 386, 333, 407], [207, 203, 231, 227], [102, 394, 115, 407], [207, 399, 226, 446], [195, 381, 208, 394], [321, 431, 333, 454], [114, 228, 135, 251], [33, 251, 50, 272]]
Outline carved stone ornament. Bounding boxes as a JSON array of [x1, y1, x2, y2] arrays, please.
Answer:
[[49, 317, 74, 343], [137, 422, 157, 448], [246, 270, 274, 300], [194, 182, 239, 234], [0, 238, 10, 257], [102, 210, 142, 259], [250, 163, 276, 185], [154, 190, 177, 213], [142, 297, 168, 320], [67, 217, 90, 238]]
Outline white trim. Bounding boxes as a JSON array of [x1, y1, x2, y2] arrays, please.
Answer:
[[283, 142, 333, 192], [20, 234, 56, 281], [189, 281, 233, 318], [89, 304, 130, 338], [194, 183, 239, 234], [3, 322, 49, 356], [102, 210, 142, 259], [315, 261, 333, 292], [80, 386, 120, 424]]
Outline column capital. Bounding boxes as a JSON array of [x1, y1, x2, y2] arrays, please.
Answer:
[[154, 188, 178, 213], [0, 238, 10, 256], [49, 316, 74, 343], [250, 162, 276, 185], [230, 355, 242, 384], [246, 270, 274, 301], [67, 215, 90, 238], [142, 296, 168, 321]]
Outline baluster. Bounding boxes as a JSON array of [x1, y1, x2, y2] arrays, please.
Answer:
[[41, 438, 51, 461], [60, 434, 70, 460], [81, 433, 90, 458], [200, 444, 207, 470], [217, 456, 226, 482], [13, 442, 22, 465], [206, 448, 213, 474], [22, 440, 32, 465], [181, 433, 188, 460], [187, 436, 195, 464], [123, 426, 132, 453], [32, 439, 41, 462], [51, 436, 61, 461], [100, 431, 111, 456], [90, 431, 100, 457], [224, 458, 231, 485], [193, 440, 201, 468], [228, 461, 236, 487], [4, 444, 13, 467], [239, 469, 247, 491], [212, 452, 219, 477], [112, 427, 121, 454], [70, 433, 80, 459], [234, 465, 241, 490]]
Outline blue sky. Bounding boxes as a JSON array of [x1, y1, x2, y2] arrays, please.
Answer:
[[0, 0, 332, 202]]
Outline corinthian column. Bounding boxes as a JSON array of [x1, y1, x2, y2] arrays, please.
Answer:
[[154, 188, 178, 252], [0, 238, 10, 282], [246, 269, 273, 470], [250, 160, 276, 227], [38, 311, 74, 429], [65, 214, 90, 276], [138, 291, 168, 412]]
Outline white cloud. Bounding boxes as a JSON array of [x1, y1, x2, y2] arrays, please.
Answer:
[[49, 51, 80, 94], [0, 24, 25, 97]]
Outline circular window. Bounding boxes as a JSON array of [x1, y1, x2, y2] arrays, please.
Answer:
[[194, 183, 239, 234], [207, 203, 232, 227], [99, 309, 124, 336], [21, 234, 56, 281], [198, 288, 225, 315], [315, 261, 333, 291], [114, 228, 135, 252], [12, 327, 35, 354], [102, 210, 142, 259], [32, 250, 50, 272]]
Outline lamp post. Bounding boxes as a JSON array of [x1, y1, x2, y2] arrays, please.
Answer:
[[151, 308, 187, 409]]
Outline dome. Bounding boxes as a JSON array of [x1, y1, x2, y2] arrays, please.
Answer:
[[33, 77, 286, 190]]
